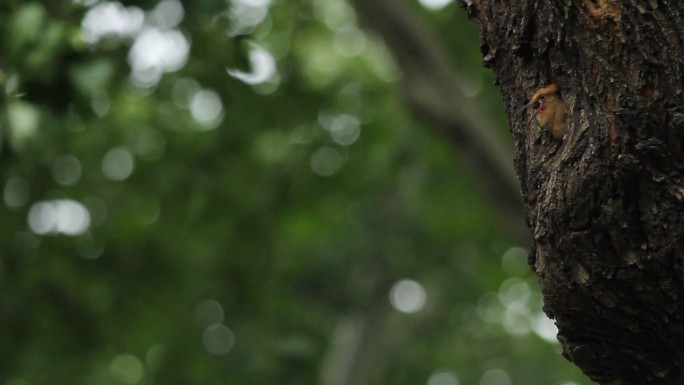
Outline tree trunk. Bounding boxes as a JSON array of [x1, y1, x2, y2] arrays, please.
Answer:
[[463, 1, 684, 383]]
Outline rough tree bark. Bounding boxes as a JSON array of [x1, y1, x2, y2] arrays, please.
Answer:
[[463, 1, 684, 384]]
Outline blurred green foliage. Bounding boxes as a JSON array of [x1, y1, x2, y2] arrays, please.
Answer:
[[0, 1, 587, 384]]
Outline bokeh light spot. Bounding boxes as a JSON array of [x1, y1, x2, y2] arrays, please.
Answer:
[[138, 197, 161, 225], [501, 246, 529, 276], [498, 277, 530, 306], [427, 370, 460, 385], [190, 89, 223, 128], [479, 368, 511, 385], [390, 279, 427, 313], [418, 0, 453, 11], [109, 354, 144, 385], [226, 0, 271, 37], [81, 2, 144, 43], [460, 75, 483, 97], [227, 45, 277, 86], [145, 344, 166, 371], [28, 200, 91, 236], [152, 0, 184, 30], [73, 0, 99, 6], [313, 0, 356, 31], [91, 93, 111, 117], [194, 299, 224, 327], [76, 232, 105, 259], [7, 101, 40, 150], [202, 324, 235, 355], [102, 147, 135, 181], [319, 112, 361, 146], [333, 27, 367, 57], [289, 124, 316, 145], [4, 177, 30, 209], [310, 146, 344, 176], [52, 154, 82, 186], [171, 78, 201, 107], [129, 28, 190, 87], [502, 308, 532, 336], [532, 312, 559, 343]]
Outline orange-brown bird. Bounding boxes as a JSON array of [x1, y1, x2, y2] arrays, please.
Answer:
[[518, 84, 566, 139]]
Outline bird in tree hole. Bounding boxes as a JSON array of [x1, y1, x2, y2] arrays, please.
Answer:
[[518, 84, 567, 140]]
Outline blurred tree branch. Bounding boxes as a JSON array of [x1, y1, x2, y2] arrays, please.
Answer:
[[348, 0, 526, 239]]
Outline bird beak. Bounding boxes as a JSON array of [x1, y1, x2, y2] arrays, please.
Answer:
[[524, 107, 539, 127], [515, 100, 540, 116]]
